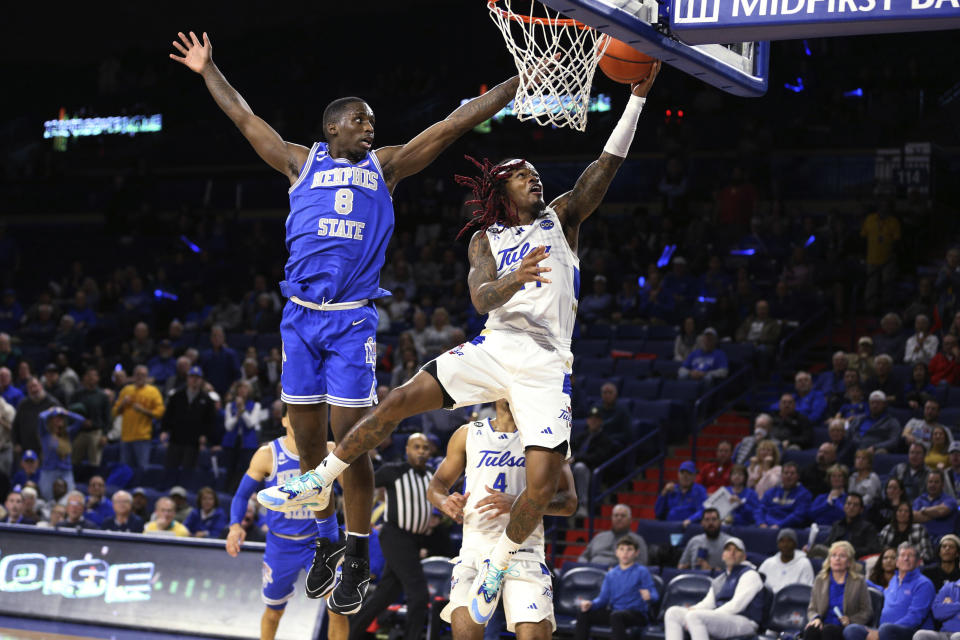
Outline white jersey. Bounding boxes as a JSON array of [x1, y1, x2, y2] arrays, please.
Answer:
[[462, 418, 544, 562], [484, 207, 579, 352]]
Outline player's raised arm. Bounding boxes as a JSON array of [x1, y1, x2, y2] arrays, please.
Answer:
[[467, 232, 552, 315], [375, 76, 520, 190], [552, 62, 661, 232], [169, 31, 309, 184], [427, 425, 470, 523]]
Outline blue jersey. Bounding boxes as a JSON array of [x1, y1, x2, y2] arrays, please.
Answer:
[[281, 142, 394, 303], [263, 438, 315, 537]]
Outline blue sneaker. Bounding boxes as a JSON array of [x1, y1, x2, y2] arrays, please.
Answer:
[[468, 559, 518, 624], [257, 469, 332, 512]]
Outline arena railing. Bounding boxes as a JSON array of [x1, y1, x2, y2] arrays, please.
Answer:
[[585, 426, 666, 540], [689, 364, 754, 465]]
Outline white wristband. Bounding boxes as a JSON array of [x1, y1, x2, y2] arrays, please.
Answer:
[[602, 95, 646, 158]]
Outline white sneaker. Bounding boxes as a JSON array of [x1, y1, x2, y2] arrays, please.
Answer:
[[257, 469, 332, 512], [468, 558, 518, 624]]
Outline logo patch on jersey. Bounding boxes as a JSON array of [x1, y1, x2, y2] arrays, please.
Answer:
[[448, 344, 465, 357], [498, 433, 510, 440], [527, 603, 538, 610], [488, 225, 503, 235], [557, 406, 572, 424], [542, 586, 553, 598], [364, 337, 376, 366], [540, 427, 553, 435], [539, 220, 554, 230]]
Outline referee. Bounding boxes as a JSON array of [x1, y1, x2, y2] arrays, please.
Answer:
[[349, 433, 434, 640]]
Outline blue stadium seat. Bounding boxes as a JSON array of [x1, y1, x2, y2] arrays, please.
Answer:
[[940, 407, 960, 428], [254, 333, 282, 352], [633, 400, 676, 426], [139, 464, 169, 490], [421, 556, 454, 600], [868, 588, 884, 627], [783, 448, 817, 469], [766, 583, 812, 635], [888, 407, 915, 427], [586, 323, 616, 339], [616, 359, 654, 379], [578, 356, 615, 379], [645, 341, 676, 360], [647, 326, 678, 340], [585, 376, 623, 396], [623, 378, 662, 401], [719, 342, 755, 367], [101, 442, 122, 466], [555, 567, 607, 635], [612, 339, 647, 355], [874, 454, 907, 477], [653, 361, 682, 379], [641, 574, 713, 640], [617, 325, 648, 339], [660, 380, 704, 403], [149, 443, 166, 465], [731, 526, 779, 556], [635, 520, 688, 547], [573, 339, 611, 358], [227, 332, 255, 351]]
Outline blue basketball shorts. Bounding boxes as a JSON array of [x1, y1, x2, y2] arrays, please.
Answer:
[[261, 532, 317, 608], [279, 299, 378, 407]]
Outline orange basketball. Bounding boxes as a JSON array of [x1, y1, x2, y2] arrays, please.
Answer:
[[597, 35, 658, 84]]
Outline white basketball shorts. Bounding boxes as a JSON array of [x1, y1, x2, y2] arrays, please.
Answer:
[[440, 553, 556, 632], [427, 329, 573, 457]]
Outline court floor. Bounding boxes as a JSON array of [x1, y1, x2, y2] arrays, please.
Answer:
[[0, 617, 224, 640]]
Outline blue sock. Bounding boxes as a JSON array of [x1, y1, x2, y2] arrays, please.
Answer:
[[315, 515, 339, 541]]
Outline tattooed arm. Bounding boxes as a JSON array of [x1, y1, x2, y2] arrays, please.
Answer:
[[467, 231, 552, 315], [376, 77, 520, 191], [552, 64, 660, 236], [170, 31, 308, 183]]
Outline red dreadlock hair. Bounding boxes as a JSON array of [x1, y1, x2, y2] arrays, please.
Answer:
[[454, 156, 526, 240]]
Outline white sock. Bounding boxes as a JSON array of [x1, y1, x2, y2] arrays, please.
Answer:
[[489, 532, 522, 570], [316, 453, 349, 484]]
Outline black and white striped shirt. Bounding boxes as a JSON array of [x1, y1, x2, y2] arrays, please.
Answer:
[[375, 461, 433, 535]]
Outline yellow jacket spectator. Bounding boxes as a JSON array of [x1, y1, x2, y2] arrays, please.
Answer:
[[112, 365, 165, 468]]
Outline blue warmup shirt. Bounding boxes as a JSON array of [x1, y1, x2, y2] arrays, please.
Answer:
[[263, 438, 315, 537], [655, 483, 708, 521], [591, 563, 659, 614], [809, 492, 847, 526], [912, 493, 959, 543], [282, 142, 394, 303], [881, 568, 935, 629], [933, 580, 960, 633], [760, 484, 813, 528]]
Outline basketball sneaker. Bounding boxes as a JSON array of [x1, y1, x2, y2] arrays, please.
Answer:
[[257, 469, 332, 512], [326, 554, 370, 615], [304, 535, 346, 599], [468, 558, 519, 624]]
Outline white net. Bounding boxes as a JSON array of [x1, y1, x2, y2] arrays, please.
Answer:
[[487, 0, 610, 132]]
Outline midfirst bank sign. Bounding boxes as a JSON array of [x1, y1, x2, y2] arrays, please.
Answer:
[[669, 0, 960, 43]]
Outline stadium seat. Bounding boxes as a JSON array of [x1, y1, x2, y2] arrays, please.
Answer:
[[633, 400, 676, 428], [653, 361, 682, 379], [888, 407, 915, 427], [612, 339, 647, 355], [731, 526, 779, 556], [868, 588, 884, 627], [940, 407, 960, 427], [623, 378, 661, 401], [719, 342, 755, 367], [139, 464, 169, 490], [641, 574, 713, 640], [616, 359, 654, 379], [254, 333, 282, 352], [421, 556, 454, 600], [874, 454, 907, 477], [585, 376, 623, 396], [766, 583, 812, 636], [578, 356, 615, 379], [645, 341, 676, 360], [586, 323, 616, 339], [573, 339, 611, 358], [782, 448, 817, 469], [618, 325, 647, 339], [647, 326, 678, 340], [555, 567, 607, 635], [660, 380, 704, 403]]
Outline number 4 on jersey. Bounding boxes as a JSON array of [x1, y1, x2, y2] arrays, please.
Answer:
[[492, 472, 507, 492]]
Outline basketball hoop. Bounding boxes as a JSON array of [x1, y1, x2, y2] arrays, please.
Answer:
[[488, 0, 610, 132]]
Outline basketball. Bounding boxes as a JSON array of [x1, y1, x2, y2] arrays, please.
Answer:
[[597, 35, 658, 84]]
